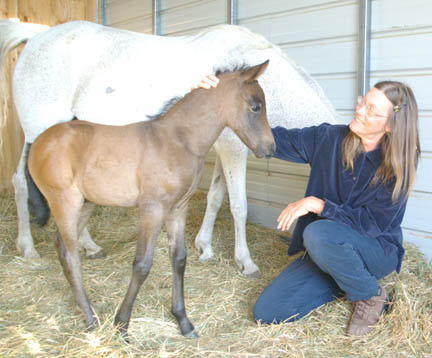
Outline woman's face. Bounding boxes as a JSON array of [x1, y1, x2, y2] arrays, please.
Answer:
[[349, 87, 393, 150]]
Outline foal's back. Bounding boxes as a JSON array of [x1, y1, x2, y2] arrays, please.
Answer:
[[29, 119, 198, 208]]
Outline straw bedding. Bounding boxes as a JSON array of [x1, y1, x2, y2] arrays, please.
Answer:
[[0, 191, 431, 357]]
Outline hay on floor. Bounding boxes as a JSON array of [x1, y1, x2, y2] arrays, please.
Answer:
[[0, 191, 431, 358]]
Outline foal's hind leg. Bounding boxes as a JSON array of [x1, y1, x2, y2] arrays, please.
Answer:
[[13, 145, 103, 260], [166, 205, 197, 338], [51, 197, 97, 328]]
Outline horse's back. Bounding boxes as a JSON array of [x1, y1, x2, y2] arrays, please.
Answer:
[[15, 20, 337, 144], [13, 21, 214, 138]]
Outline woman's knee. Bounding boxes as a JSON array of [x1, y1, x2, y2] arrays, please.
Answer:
[[253, 296, 274, 324], [253, 292, 297, 324], [303, 220, 329, 253], [303, 220, 348, 262]]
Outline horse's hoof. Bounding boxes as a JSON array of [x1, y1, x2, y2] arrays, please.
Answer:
[[198, 251, 214, 262], [21, 248, 41, 260], [86, 249, 106, 259], [183, 330, 199, 339], [241, 269, 262, 278]]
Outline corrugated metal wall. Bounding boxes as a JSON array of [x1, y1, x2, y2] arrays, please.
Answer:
[[104, 0, 432, 261], [368, 0, 432, 257]]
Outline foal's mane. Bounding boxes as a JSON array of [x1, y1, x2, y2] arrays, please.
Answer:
[[214, 63, 249, 77], [148, 64, 251, 122], [147, 96, 183, 121]]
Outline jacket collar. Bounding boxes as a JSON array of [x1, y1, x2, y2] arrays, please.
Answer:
[[363, 146, 382, 168]]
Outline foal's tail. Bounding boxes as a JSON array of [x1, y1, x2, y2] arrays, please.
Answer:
[[24, 144, 50, 227], [0, 19, 49, 68]]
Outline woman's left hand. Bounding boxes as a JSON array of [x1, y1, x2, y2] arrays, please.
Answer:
[[277, 196, 325, 231], [192, 74, 219, 90]]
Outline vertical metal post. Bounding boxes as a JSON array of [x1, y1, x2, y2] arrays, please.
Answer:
[[99, 0, 106, 25], [357, 0, 371, 96], [153, 0, 161, 35], [228, 0, 239, 25]]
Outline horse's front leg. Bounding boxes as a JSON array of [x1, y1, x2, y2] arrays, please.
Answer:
[[195, 156, 226, 261], [217, 143, 261, 277], [114, 202, 164, 338], [13, 147, 40, 259], [166, 205, 198, 338]]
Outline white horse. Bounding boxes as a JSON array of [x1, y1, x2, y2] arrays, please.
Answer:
[[0, 20, 337, 277]]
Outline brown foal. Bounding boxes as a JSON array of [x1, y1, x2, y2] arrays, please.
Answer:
[[26, 60, 275, 338]]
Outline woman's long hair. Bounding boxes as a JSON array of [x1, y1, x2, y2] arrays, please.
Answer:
[[342, 81, 421, 202]]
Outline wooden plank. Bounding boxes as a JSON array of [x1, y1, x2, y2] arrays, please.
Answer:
[[0, 46, 23, 192]]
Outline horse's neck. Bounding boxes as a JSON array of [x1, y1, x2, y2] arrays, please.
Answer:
[[155, 89, 225, 158]]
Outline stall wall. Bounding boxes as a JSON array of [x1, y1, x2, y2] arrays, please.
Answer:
[[0, 0, 100, 192]]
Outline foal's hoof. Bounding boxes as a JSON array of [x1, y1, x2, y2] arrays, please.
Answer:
[[114, 323, 130, 343], [84, 322, 98, 332], [183, 330, 199, 339], [118, 330, 130, 344], [86, 249, 106, 259]]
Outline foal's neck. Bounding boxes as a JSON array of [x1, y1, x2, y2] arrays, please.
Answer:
[[154, 88, 226, 158]]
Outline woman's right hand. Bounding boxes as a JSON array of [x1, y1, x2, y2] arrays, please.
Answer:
[[192, 74, 220, 90]]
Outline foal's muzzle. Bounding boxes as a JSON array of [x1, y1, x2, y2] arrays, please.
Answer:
[[254, 142, 276, 159]]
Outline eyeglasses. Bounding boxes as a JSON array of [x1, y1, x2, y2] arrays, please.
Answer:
[[357, 96, 389, 119]]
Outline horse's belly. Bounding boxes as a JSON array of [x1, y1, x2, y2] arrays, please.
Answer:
[[80, 172, 140, 208]]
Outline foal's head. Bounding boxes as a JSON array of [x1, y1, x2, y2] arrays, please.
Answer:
[[216, 60, 275, 158]]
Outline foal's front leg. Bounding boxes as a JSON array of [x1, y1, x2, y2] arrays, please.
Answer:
[[166, 206, 198, 338]]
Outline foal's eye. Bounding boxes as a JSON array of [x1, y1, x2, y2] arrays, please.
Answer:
[[250, 104, 261, 113]]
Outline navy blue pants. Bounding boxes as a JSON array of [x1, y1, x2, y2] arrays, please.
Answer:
[[253, 220, 398, 324]]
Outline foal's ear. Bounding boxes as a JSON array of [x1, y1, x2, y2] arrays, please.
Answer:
[[240, 60, 270, 82]]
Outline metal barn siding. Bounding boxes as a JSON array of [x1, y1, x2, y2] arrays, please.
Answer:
[[104, 0, 153, 32], [104, 0, 432, 262], [368, 0, 432, 261]]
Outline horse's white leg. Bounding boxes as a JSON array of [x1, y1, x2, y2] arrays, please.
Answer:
[[13, 147, 40, 259], [78, 228, 106, 259], [195, 156, 227, 261], [218, 146, 261, 278]]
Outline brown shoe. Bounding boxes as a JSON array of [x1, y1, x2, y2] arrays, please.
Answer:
[[347, 284, 388, 336]]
